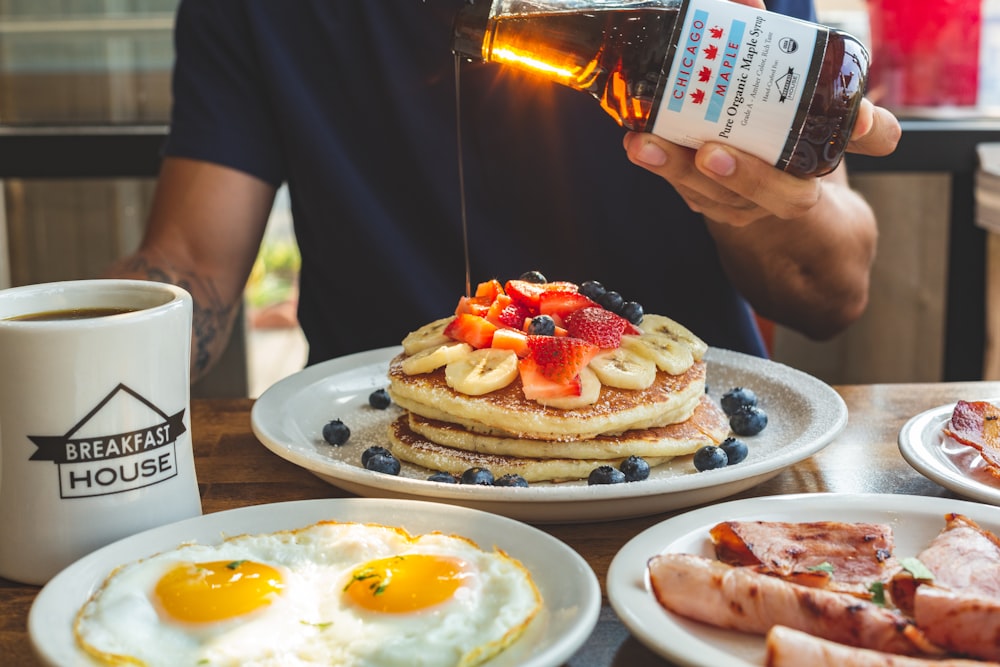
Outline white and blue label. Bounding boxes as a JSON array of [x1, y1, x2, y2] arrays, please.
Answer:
[[652, 0, 822, 166]]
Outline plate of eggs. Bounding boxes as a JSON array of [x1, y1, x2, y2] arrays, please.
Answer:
[[29, 497, 601, 667]]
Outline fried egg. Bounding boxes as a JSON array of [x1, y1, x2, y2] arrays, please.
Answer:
[[74, 521, 542, 667]]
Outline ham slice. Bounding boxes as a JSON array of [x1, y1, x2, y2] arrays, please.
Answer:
[[913, 586, 1000, 661], [647, 552, 937, 656], [891, 512, 1000, 616], [710, 520, 899, 597], [943, 400, 1000, 478], [765, 625, 1000, 667]]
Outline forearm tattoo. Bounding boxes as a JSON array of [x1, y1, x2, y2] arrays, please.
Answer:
[[112, 256, 239, 378]]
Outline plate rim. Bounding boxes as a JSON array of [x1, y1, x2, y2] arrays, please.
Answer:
[[28, 496, 601, 667], [606, 491, 1000, 667], [898, 399, 1000, 505], [250, 346, 848, 521]]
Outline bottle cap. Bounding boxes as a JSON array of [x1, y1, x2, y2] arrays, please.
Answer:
[[452, 0, 492, 59]]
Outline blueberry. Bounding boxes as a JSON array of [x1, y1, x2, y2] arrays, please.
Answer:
[[720, 437, 749, 465], [494, 473, 529, 488], [364, 450, 401, 475], [427, 470, 458, 484], [598, 290, 624, 314], [519, 270, 547, 283], [579, 280, 606, 302], [619, 455, 650, 482], [620, 301, 644, 325], [322, 419, 351, 446], [527, 314, 556, 336], [460, 467, 495, 485], [588, 465, 626, 485], [693, 445, 729, 471], [361, 445, 392, 467], [368, 388, 392, 409], [721, 386, 758, 416], [730, 405, 768, 436]]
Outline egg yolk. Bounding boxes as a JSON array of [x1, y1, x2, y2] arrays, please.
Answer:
[[154, 560, 284, 623], [344, 554, 471, 613]]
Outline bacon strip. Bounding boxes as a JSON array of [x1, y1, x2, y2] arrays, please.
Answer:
[[766, 625, 999, 667], [647, 553, 936, 656], [943, 400, 1000, 478]]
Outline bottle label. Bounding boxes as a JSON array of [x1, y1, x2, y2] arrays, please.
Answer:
[[652, 0, 824, 166]]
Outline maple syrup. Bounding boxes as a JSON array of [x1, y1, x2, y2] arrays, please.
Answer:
[[453, 0, 869, 178]]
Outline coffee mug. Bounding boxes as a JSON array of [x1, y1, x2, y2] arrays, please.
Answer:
[[0, 279, 202, 585]]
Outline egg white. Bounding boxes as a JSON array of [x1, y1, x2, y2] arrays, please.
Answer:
[[74, 522, 541, 667]]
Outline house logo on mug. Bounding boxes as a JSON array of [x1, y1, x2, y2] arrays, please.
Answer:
[[27, 384, 186, 499]]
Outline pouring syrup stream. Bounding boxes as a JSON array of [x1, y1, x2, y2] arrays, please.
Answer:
[[455, 55, 472, 299]]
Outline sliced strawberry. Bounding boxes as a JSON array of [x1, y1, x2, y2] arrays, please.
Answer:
[[491, 327, 529, 357], [444, 313, 497, 349], [505, 280, 577, 311], [564, 307, 629, 349], [538, 291, 599, 320], [455, 295, 493, 318], [525, 335, 599, 384], [518, 357, 582, 399], [474, 278, 505, 301], [625, 321, 643, 336]]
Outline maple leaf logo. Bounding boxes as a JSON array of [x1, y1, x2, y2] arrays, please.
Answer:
[[703, 44, 719, 60], [698, 66, 713, 82], [710, 26, 724, 39], [690, 89, 706, 104]]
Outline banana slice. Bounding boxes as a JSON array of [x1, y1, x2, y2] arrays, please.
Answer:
[[401, 316, 456, 355], [445, 348, 519, 395], [401, 341, 472, 375], [637, 314, 708, 361], [620, 333, 694, 375], [537, 366, 601, 409], [589, 347, 657, 390]]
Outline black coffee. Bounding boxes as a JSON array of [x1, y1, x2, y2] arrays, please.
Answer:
[[5, 307, 139, 322]]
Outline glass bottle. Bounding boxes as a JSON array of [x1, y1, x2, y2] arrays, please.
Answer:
[[453, 0, 870, 178]]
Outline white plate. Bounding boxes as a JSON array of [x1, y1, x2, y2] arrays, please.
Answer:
[[29, 497, 600, 667], [607, 492, 1000, 667], [250, 346, 847, 523], [899, 399, 1000, 505]]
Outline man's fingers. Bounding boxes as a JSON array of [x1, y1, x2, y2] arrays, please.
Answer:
[[847, 99, 901, 157]]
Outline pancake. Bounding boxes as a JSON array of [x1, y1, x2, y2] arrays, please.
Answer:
[[405, 394, 729, 460], [387, 356, 707, 442], [388, 415, 673, 483]]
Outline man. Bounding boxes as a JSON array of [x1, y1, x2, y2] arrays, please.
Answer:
[[105, 0, 900, 382]]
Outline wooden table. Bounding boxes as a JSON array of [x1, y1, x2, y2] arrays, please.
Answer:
[[4, 382, 998, 666]]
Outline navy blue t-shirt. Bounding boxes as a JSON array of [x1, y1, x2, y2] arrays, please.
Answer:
[[166, 0, 815, 365]]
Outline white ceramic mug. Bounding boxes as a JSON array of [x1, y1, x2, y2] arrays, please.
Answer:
[[0, 279, 202, 585]]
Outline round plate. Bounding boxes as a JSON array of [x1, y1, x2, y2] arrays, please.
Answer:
[[29, 498, 599, 667], [250, 347, 847, 523], [607, 492, 1000, 667], [899, 399, 1000, 505]]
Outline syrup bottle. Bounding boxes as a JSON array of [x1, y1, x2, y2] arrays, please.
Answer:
[[453, 0, 869, 177]]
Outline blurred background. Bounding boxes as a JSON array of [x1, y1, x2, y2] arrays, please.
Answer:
[[1, 0, 998, 396]]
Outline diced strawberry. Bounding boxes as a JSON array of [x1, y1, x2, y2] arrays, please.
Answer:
[[564, 307, 629, 349], [444, 313, 497, 349], [474, 278, 505, 301], [486, 294, 532, 329], [525, 335, 599, 384], [504, 280, 577, 311], [491, 327, 529, 357], [455, 295, 493, 317], [538, 291, 599, 320], [518, 357, 582, 399]]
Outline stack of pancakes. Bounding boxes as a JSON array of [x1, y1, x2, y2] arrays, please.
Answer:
[[386, 315, 729, 483]]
